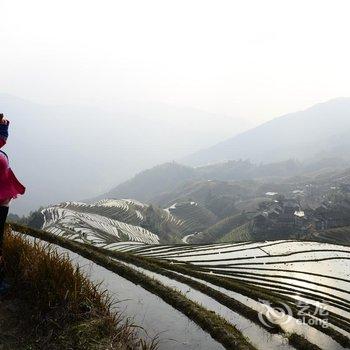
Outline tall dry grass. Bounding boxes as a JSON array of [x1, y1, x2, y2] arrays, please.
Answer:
[[3, 228, 157, 350]]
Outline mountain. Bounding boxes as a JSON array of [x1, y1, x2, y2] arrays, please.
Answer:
[[21, 157, 350, 245], [0, 94, 244, 214], [89, 154, 350, 246], [100, 98, 350, 208], [99, 162, 197, 202], [7, 95, 350, 215], [183, 98, 350, 166], [101, 157, 349, 206]]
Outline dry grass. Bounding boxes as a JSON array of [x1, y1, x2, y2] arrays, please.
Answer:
[[2, 227, 157, 350]]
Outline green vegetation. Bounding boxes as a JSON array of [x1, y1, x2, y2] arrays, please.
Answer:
[[192, 213, 250, 243], [3, 227, 156, 350], [7, 208, 45, 229], [168, 201, 218, 233], [315, 226, 350, 245], [218, 223, 253, 243], [288, 334, 322, 350], [140, 205, 184, 243]]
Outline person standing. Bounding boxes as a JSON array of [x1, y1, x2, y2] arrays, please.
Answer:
[[0, 114, 26, 291]]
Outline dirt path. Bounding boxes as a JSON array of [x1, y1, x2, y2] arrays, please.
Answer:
[[0, 297, 27, 349]]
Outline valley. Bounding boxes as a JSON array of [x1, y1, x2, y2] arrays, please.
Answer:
[[6, 98, 350, 349], [25, 156, 350, 248], [3, 2, 350, 348], [12, 163, 350, 349]]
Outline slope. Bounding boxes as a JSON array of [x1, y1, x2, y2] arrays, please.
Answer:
[[183, 98, 350, 166]]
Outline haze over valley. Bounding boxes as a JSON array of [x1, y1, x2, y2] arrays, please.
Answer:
[[2, 93, 251, 214], [5, 94, 350, 216], [2, 1, 350, 349]]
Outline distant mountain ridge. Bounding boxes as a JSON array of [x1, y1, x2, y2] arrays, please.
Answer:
[[100, 157, 349, 206], [183, 98, 350, 166]]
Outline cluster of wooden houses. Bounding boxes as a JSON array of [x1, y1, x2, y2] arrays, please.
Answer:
[[252, 196, 350, 237]]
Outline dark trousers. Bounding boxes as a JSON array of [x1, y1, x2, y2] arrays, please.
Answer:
[[0, 206, 9, 281]]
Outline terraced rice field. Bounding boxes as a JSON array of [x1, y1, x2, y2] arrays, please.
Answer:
[[53, 244, 224, 350], [316, 226, 350, 245], [166, 202, 218, 233], [41, 199, 217, 245], [42, 206, 160, 244], [13, 222, 350, 350], [107, 239, 350, 349], [59, 200, 148, 225]]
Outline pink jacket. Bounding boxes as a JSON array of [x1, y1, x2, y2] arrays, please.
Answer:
[[0, 151, 25, 204]]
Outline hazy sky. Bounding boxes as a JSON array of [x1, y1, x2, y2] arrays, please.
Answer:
[[2, 0, 350, 125]]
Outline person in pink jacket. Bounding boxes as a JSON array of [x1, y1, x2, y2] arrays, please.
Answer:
[[0, 114, 25, 292]]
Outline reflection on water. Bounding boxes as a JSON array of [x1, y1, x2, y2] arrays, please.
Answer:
[[55, 246, 224, 350], [21, 235, 350, 350]]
